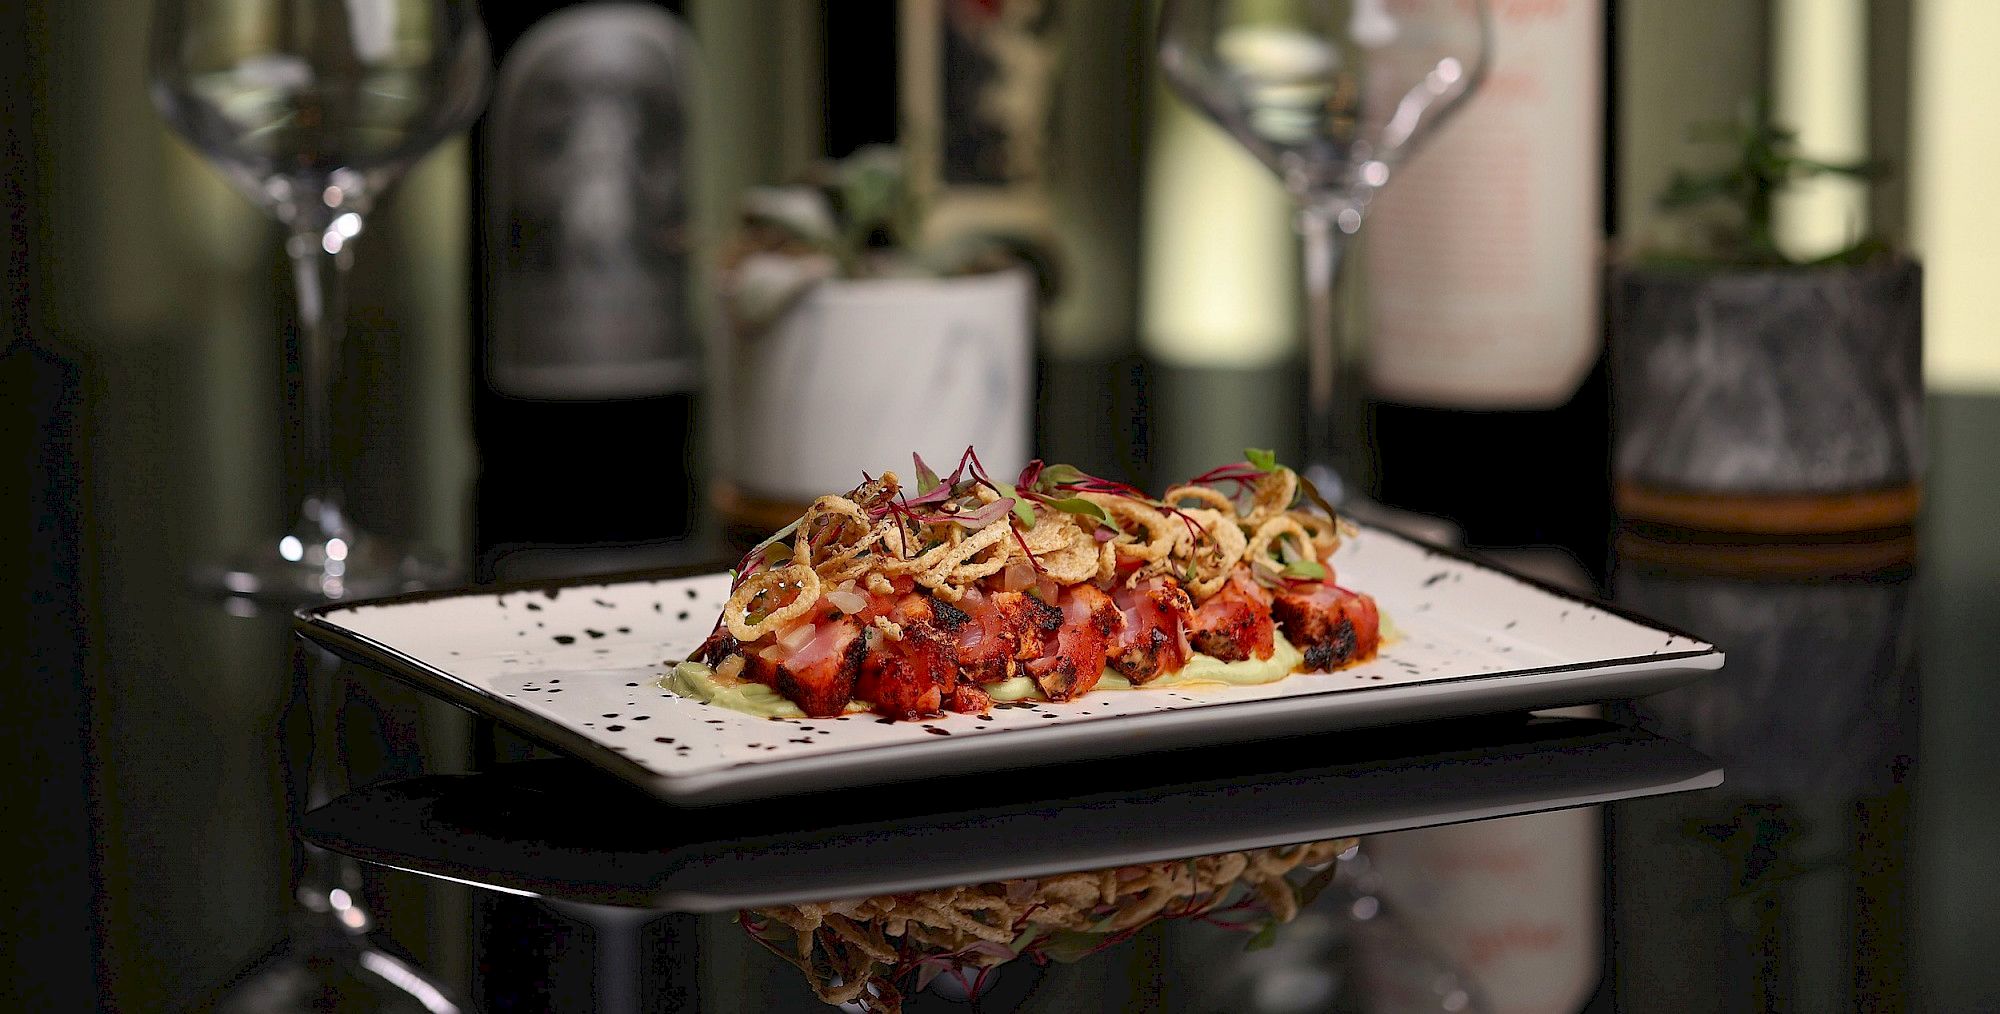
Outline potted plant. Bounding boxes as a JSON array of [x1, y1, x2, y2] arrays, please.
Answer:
[[1609, 102, 1922, 534], [718, 146, 1038, 515]]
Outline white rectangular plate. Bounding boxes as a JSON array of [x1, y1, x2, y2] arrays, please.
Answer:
[[298, 525, 1722, 804]]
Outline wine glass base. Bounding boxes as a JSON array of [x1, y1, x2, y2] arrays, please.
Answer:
[[199, 530, 458, 604]]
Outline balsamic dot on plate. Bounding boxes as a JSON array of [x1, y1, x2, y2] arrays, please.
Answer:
[[705, 719, 724, 725], [552, 635, 576, 645], [654, 603, 663, 612], [632, 716, 649, 721], [626, 682, 639, 687], [603, 713, 619, 718], [747, 743, 761, 748], [585, 629, 606, 639], [676, 611, 689, 621], [525, 602, 542, 612], [685, 588, 699, 599], [654, 737, 675, 744], [977, 715, 994, 722], [594, 598, 613, 608], [545, 589, 561, 600], [875, 718, 896, 725], [924, 727, 951, 736], [606, 724, 625, 731], [617, 626, 631, 634], [548, 689, 563, 693]]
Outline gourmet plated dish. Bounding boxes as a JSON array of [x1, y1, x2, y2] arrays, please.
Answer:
[[744, 838, 1357, 1012], [677, 449, 1383, 721]]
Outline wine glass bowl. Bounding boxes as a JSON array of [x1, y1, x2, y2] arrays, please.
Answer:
[[151, 0, 489, 601], [150, 0, 489, 219], [1158, 0, 1490, 496]]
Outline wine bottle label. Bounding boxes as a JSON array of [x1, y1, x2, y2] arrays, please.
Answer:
[[1364, 0, 1603, 410], [484, 6, 698, 401]]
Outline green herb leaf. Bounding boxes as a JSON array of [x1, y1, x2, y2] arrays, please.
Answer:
[[914, 454, 941, 494], [1245, 447, 1278, 472], [1034, 929, 1111, 964], [1296, 470, 1340, 522], [1048, 496, 1111, 525], [1013, 498, 1037, 529], [1245, 922, 1280, 951], [1282, 560, 1327, 581], [1034, 463, 1086, 491]]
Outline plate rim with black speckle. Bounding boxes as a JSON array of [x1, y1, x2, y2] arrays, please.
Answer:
[[294, 523, 1724, 805]]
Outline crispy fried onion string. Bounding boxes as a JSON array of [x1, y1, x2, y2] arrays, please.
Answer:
[[731, 464, 1343, 642], [1242, 468, 1298, 529], [1171, 507, 1248, 600], [725, 564, 822, 643], [1081, 493, 1179, 563], [1247, 516, 1318, 569], [1161, 484, 1236, 515]]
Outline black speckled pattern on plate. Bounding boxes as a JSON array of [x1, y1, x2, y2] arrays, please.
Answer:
[[302, 526, 1720, 802]]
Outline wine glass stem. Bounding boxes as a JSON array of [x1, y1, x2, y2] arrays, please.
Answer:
[[287, 218, 357, 535], [1298, 203, 1350, 489]]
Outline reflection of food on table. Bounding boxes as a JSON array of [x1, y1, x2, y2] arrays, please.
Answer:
[[741, 837, 1355, 1012]]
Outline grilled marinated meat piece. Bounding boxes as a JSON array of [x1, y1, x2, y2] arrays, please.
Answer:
[[738, 616, 868, 718], [852, 594, 959, 720], [1108, 576, 1194, 684], [1025, 584, 1123, 701], [1187, 570, 1276, 662], [1271, 582, 1382, 672], [945, 683, 993, 714], [947, 588, 1045, 685]]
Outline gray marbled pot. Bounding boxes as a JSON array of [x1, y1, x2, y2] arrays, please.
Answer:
[[1609, 258, 1923, 497]]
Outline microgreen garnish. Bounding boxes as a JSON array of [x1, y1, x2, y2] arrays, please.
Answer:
[[1282, 560, 1327, 581], [1047, 496, 1112, 525], [913, 453, 942, 494], [1245, 447, 1277, 473]]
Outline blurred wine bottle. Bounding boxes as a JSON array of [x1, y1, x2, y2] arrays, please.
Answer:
[[470, 1, 700, 578], [1364, 0, 1612, 570]]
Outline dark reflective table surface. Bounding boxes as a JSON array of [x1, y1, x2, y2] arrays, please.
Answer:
[[11, 346, 1989, 1010]]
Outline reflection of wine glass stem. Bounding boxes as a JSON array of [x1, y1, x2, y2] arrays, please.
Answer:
[[1299, 200, 1353, 501]]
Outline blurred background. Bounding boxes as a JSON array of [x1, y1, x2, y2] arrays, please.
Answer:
[[4, 0, 1997, 1010]]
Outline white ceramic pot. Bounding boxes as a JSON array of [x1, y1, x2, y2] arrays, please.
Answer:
[[730, 267, 1034, 502]]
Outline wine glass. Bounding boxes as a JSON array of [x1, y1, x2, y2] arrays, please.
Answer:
[[151, 0, 490, 601], [1158, 0, 1490, 503]]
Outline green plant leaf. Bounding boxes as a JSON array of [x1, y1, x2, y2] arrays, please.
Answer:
[[1282, 560, 1327, 581], [1245, 922, 1280, 951], [1245, 448, 1278, 472], [1048, 497, 1111, 525], [1035, 463, 1087, 491]]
